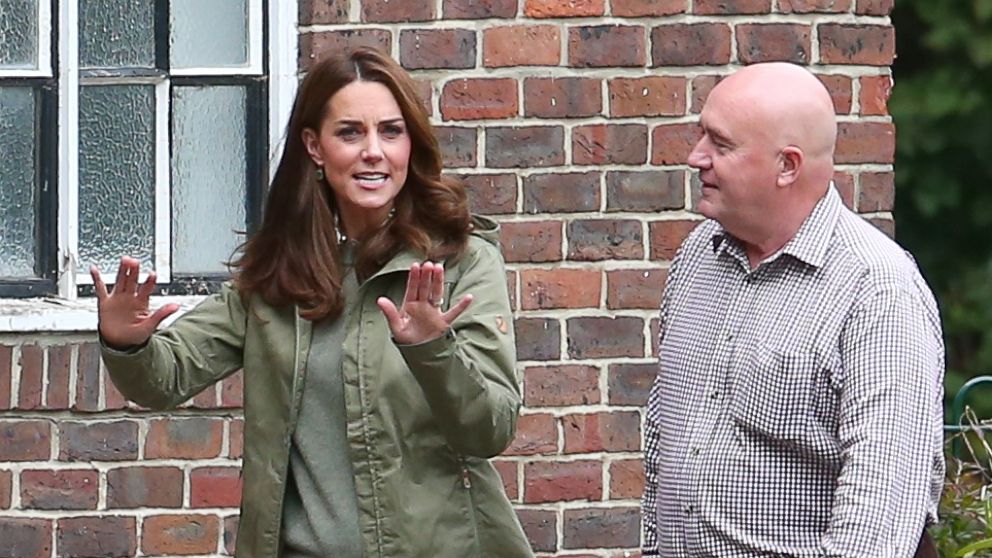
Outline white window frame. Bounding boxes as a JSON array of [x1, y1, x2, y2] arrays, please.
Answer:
[[0, 0, 51, 78]]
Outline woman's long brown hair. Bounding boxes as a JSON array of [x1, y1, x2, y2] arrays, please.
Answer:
[[230, 47, 471, 321]]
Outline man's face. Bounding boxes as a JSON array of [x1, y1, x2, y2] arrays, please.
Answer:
[[687, 89, 781, 236]]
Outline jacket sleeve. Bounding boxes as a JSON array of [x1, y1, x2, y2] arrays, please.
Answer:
[[101, 283, 247, 410], [396, 240, 521, 458]]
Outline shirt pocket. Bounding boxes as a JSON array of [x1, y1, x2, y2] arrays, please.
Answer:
[[729, 345, 818, 444]]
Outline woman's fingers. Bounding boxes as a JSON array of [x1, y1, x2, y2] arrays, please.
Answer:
[[442, 294, 473, 324], [90, 266, 108, 301], [403, 262, 421, 306], [376, 296, 403, 331], [430, 264, 444, 307], [414, 262, 434, 303], [136, 272, 158, 303], [144, 303, 180, 331]]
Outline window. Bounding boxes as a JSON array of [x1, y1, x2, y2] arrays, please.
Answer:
[[0, 0, 272, 298]]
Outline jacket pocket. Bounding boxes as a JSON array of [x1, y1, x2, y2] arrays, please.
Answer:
[[729, 345, 817, 443]]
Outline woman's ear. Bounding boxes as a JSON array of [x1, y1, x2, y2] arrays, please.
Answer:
[[301, 127, 322, 166], [777, 146, 803, 188]]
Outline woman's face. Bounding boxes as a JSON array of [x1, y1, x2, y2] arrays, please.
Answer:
[[303, 80, 411, 237]]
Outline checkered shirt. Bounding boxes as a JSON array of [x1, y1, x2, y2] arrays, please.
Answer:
[[642, 187, 945, 557]]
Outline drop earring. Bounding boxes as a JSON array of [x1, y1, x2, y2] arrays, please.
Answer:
[[315, 167, 325, 182]]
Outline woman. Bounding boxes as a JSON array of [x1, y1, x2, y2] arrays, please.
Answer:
[[92, 47, 533, 558]]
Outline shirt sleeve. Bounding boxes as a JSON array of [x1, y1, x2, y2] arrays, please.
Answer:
[[822, 285, 944, 557]]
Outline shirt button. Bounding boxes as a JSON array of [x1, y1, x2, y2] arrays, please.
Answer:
[[710, 390, 722, 400], [690, 447, 701, 456], [683, 504, 694, 515]]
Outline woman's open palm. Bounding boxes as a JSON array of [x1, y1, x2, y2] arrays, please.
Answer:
[[376, 261, 472, 345], [90, 257, 179, 348]]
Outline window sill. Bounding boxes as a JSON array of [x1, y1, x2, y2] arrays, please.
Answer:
[[0, 296, 205, 333]]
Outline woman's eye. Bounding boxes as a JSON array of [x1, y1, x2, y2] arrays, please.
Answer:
[[382, 124, 405, 138], [337, 128, 360, 140]]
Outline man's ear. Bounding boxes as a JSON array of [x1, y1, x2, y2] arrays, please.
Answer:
[[777, 146, 803, 188], [301, 127, 322, 166]]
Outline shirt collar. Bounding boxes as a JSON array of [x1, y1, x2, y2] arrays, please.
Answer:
[[710, 184, 842, 270]]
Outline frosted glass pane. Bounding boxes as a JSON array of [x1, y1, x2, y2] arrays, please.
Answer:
[[0, 87, 37, 277], [0, 0, 38, 70], [79, 85, 156, 272], [172, 86, 247, 273], [79, 0, 155, 69], [170, 0, 248, 69]]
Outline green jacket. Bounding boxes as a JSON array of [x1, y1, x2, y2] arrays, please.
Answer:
[[103, 217, 533, 558]]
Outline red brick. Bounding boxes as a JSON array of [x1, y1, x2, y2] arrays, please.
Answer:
[[507, 270, 518, 310], [573, 124, 648, 166], [563, 412, 640, 453], [856, 0, 892, 15], [649, 220, 700, 260], [463, 173, 517, 215], [441, 78, 518, 121], [651, 123, 702, 165], [484, 25, 561, 68], [0, 345, 10, 410], [58, 516, 136, 557], [0, 469, 9, 508], [361, 0, 434, 21], [525, 365, 601, 407], [525, 0, 604, 17], [609, 76, 685, 118], [818, 24, 895, 65], [142, 514, 220, 555], [608, 362, 657, 406], [59, 420, 138, 462], [191, 467, 243, 508], [690, 75, 722, 113], [413, 79, 433, 117], [0, 518, 52, 558], [21, 469, 98, 510], [219, 370, 244, 409], [567, 219, 644, 261], [859, 171, 894, 212], [833, 171, 856, 210], [501, 221, 562, 263], [229, 418, 244, 459], [607, 268, 668, 310], [693, 0, 770, 13], [189, 384, 216, 409], [736, 23, 811, 64], [504, 413, 558, 456], [145, 418, 224, 460], [521, 269, 602, 310], [612, 0, 686, 16], [517, 509, 557, 553], [400, 29, 476, 70], [0, 420, 50, 461], [835, 121, 894, 164], [650, 317, 661, 357], [444, 0, 517, 18], [299, 30, 392, 71], [103, 368, 129, 411], [651, 24, 731, 66], [817, 74, 853, 114], [525, 460, 602, 503], [438, 126, 479, 168], [859, 75, 892, 116], [609, 458, 645, 499], [74, 342, 101, 412], [563, 507, 640, 549], [492, 459, 519, 500], [107, 466, 183, 509], [569, 25, 645, 68], [515, 318, 562, 361], [16, 345, 43, 410], [779, 0, 851, 12], [299, 0, 349, 23], [567, 317, 644, 359], [486, 126, 565, 168], [868, 216, 895, 238], [524, 77, 602, 118], [523, 171, 600, 213], [224, 515, 239, 555], [606, 170, 684, 212]]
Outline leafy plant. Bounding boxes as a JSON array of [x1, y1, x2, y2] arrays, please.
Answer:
[[934, 409, 992, 557]]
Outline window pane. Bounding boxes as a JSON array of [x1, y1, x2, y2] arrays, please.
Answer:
[[170, 0, 248, 69], [0, 86, 37, 277], [172, 86, 247, 274], [79, 0, 155, 69], [78, 85, 156, 272], [0, 0, 38, 70]]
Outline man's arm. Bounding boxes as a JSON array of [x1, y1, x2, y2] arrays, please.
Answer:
[[823, 285, 944, 557]]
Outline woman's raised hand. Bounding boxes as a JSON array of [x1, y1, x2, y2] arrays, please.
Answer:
[[90, 257, 180, 349], [376, 261, 472, 345]]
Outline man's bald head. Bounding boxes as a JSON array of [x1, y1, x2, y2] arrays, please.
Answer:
[[707, 62, 837, 169]]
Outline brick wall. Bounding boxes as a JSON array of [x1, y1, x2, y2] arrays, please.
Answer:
[[0, 0, 895, 555]]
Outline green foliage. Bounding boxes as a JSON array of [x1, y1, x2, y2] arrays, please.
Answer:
[[892, 0, 992, 416], [934, 411, 992, 557]]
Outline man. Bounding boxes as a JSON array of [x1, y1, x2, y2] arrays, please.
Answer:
[[641, 62, 944, 557]]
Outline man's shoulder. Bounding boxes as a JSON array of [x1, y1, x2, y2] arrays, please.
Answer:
[[676, 219, 720, 260]]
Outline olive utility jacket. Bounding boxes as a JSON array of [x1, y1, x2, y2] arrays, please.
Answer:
[[102, 217, 534, 558]]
